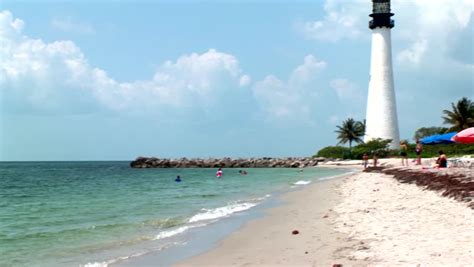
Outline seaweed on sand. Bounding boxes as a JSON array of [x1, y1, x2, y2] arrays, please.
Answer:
[[365, 167, 474, 209]]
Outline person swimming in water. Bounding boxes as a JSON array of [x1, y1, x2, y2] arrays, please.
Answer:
[[175, 175, 182, 182], [216, 168, 223, 178]]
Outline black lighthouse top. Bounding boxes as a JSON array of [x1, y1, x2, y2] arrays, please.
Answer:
[[369, 0, 394, 29]]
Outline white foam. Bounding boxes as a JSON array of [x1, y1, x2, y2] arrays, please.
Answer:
[[188, 202, 257, 223], [153, 223, 207, 240], [83, 263, 107, 267], [293, 180, 311, 185], [153, 225, 190, 240], [82, 250, 154, 267], [154, 198, 268, 240]]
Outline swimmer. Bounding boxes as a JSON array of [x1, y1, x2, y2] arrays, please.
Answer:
[[175, 175, 182, 182], [216, 168, 223, 178]]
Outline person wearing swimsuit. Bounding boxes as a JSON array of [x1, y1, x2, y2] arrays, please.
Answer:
[[415, 140, 423, 165], [400, 141, 408, 166], [435, 150, 447, 168]]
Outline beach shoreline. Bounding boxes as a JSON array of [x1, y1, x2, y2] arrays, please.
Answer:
[[111, 168, 352, 267], [175, 161, 474, 266], [175, 171, 366, 267]]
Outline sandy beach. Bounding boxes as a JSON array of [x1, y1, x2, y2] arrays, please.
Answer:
[[177, 161, 474, 266]]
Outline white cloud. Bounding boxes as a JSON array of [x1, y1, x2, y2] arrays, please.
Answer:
[[51, 17, 95, 34], [0, 10, 249, 115], [239, 74, 251, 87], [396, 39, 428, 64], [252, 55, 326, 121], [395, 0, 473, 68], [290, 55, 327, 85], [298, 0, 474, 70], [330, 78, 359, 100], [297, 0, 367, 42]]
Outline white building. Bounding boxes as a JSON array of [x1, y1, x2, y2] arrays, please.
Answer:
[[364, 0, 400, 149]]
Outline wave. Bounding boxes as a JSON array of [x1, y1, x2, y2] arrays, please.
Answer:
[[84, 196, 271, 266], [82, 242, 182, 267], [188, 201, 261, 223], [82, 250, 151, 267], [293, 180, 311, 185], [154, 225, 191, 240], [153, 223, 206, 240]]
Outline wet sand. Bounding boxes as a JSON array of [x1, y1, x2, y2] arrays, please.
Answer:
[[176, 172, 368, 266], [176, 160, 474, 266]]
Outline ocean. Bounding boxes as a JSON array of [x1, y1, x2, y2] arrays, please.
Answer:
[[0, 161, 349, 266]]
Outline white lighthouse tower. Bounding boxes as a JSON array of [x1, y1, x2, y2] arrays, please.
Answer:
[[364, 0, 400, 148]]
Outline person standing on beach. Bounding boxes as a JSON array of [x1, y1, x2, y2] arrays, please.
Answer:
[[373, 153, 378, 167], [400, 141, 408, 166], [415, 139, 423, 165], [363, 153, 369, 169]]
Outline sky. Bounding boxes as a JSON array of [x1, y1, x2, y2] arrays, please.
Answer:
[[1, 0, 473, 161]]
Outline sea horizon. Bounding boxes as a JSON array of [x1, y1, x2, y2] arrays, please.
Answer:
[[0, 156, 319, 163]]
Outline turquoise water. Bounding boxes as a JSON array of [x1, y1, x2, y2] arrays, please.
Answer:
[[0, 162, 347, 266]]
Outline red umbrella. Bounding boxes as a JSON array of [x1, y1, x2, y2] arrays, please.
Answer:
[[451, 127, 474, 144]]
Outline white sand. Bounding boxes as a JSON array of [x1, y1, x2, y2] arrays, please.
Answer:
[[176, 159, 474, 266], [334, 172, 474, 265], [176, 174, 364, 266]]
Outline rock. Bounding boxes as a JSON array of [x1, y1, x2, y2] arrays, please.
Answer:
[[290, 161, 301, 168], [130, 156, 322, 168]]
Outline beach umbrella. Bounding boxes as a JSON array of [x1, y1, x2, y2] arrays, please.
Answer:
[[420, 132, 457, 145], [451, 127, 474, 144]]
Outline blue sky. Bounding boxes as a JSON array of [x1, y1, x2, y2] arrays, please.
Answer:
[[1, 0, 473, 161]]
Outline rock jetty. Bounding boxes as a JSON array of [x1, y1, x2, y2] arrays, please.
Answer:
[[130, 157, 325, 168]]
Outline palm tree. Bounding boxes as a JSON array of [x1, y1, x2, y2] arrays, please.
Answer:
[[442, 97, 474, 131], [335, 118, 365, 149]]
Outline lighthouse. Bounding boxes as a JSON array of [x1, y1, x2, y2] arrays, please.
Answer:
[[364, 0, 400, 148]]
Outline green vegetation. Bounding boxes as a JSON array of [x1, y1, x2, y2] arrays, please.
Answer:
[[316, 97, 474, 159], [315, 139, 474, 160], [335, 118, 365, 149], [413, 127, 448, 141], [442, 97, 474, 131], [315, 146, 351, 159], [351, 138, 393, 159], [316, 138, 393, 159], [404, 143, 474, 158]]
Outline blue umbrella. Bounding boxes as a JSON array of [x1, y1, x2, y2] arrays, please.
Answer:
[[420, 132, 457, 145]]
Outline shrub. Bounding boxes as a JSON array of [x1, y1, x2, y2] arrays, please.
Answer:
[[351, 138, 392, 159], [406, 143, 474, 158], [315, 146, 351, 159]]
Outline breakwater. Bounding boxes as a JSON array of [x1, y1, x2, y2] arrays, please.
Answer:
[[130, 157, 325, 168]]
